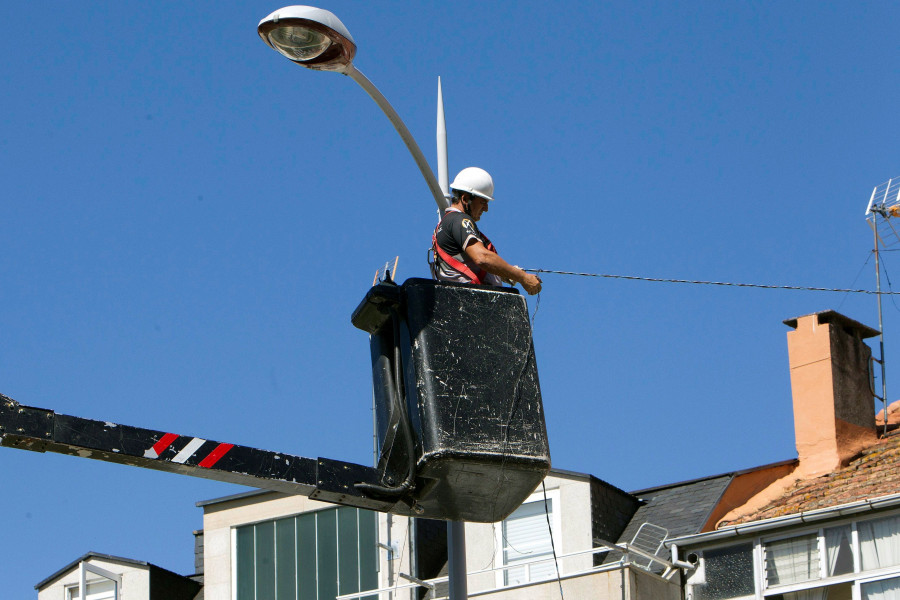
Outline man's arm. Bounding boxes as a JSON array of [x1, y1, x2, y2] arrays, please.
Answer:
[[464, 241, 542, 295]]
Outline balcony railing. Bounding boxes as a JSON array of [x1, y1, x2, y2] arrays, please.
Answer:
[[335, 537, 685, 600]]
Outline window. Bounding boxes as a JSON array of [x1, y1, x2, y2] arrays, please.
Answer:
[[861, 575, 900, 600], [688, 543, 755, 600], [497, 488, 560, 586], [824, 525, 853, 577], [859, 515, 900, 572], [686, 511, 900, 600], [65, 580, 116, 600], [768, 581, 852, 599], [765, 534, 820, 587], [234, 506, 378, 600]]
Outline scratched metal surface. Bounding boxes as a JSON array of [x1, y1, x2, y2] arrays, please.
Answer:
[[402, 279, 551, 521]]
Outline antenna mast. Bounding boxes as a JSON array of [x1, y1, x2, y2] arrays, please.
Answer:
[[865, 177, 900, 433]]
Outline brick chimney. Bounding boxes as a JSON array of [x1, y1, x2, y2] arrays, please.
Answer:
[[784, 311, 879, 477]]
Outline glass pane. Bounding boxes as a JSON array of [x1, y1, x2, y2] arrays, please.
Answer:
[[503, 498, 553, 585], [766, 534, 820, 587], [297, 514, 317, 600], [268, 27, 331, 61], [67, 580, 116, 600], [689, 543, 755, 600], [338, 508, 360, 595], [358, 511, 378, 600], [825, 525, 854, 576], [276, 518, 297, 600], [862, 575, 900, 600], [256, 521, 276, 600], [317, 510, 338, 600], [860, 515, 900, 571], [236, 526, 256, 600], [775, 581, 852, 600]]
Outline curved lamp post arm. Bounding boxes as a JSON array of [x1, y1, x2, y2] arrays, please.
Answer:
[[344, 64, 449, 211]]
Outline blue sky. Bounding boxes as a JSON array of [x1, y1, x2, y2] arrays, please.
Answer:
[[3, 0, 900, 596]]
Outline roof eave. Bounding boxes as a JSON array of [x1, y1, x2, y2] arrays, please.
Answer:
[[666, 491, 900, 548]]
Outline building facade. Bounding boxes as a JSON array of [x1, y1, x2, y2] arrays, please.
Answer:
[[37, 310, 900, 600]]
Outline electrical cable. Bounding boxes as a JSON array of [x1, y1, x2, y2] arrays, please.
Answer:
[[355, 309, 417, 498], [837, 252, 874, 311], [528, 295, 565, 599], [542, 480, 565, 600], [483, 292, 544, 570], [877, 254, 900, 315], [488, 314, 535, 522], [522, 268, 900, 295]]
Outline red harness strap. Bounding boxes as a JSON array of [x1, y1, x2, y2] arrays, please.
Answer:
[[432, 211, 497, 284]]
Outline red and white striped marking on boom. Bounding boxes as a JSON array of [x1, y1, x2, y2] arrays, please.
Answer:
[[143, 433, 234, 468]]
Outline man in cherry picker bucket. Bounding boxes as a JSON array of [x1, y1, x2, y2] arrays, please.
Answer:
[[431, 167, 542, 295]]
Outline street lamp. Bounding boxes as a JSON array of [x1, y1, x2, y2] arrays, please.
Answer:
[[259, 8, 464, 599], [258, 5, 448, 210]]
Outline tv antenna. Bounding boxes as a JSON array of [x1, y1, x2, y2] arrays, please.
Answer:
[[865, 177, 900, 431]]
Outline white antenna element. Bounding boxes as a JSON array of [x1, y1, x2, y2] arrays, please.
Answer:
[[866, 177, 900, 249], [437, 77, 450, 203], [865, 176, 898, 433]]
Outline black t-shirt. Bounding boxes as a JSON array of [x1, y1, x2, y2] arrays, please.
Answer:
[[433, 209, 501, 285]]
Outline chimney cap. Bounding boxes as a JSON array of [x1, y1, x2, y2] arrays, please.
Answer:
[[783, 310, 880, 339]]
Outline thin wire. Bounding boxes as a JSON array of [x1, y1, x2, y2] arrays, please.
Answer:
[[523, 268, 900, 295], [542, 480, 565, 600], [879, 253, 900, 315], [484, 292, 546, 571], [532, 299, 564, 599], [837, 251, 874, 311]]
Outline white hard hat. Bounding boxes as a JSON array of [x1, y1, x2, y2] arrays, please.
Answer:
[[450, 167, 494, 201]]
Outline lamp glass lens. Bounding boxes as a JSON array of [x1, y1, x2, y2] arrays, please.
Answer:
[[269, 26, 332, 61]]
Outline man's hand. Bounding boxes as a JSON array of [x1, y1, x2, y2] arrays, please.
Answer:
[[465, 241, 543, 294], [521, 273, 542, 295]]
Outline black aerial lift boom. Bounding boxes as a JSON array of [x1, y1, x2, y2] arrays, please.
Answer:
[[0, 279, 550, 523]]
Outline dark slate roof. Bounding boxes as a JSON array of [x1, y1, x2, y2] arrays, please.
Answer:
[[618, 475, 734, 544]]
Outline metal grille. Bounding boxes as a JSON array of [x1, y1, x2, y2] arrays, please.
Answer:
[[630, 522, 669, 569]]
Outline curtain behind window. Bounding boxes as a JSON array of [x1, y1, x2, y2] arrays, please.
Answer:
[[860, 516, 900, 571], [862, 576, 900, 600], [825, 525, 853, 577], [766, 534, 820, 587], [782, 589, 828, 600]]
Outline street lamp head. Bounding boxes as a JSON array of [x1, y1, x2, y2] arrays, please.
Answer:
[[258, 6, 356, 72]]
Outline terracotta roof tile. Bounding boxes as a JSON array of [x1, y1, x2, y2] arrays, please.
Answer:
[[720, 430, 900, 527]]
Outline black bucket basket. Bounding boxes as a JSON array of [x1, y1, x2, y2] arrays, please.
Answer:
[[352, 278, 551, 522]]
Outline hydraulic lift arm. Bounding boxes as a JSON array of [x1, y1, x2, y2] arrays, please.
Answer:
[[0, 394, 401, 515], [0, 279, 550, 523]]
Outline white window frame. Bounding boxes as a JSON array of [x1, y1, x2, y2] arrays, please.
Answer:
[[65, 562, 121, 600], [762, 530, 823, 590], [685, 539, 757, 600], [686, 509, 900, 600], [493, 486, 561, 588], [855, 572, 900, 600], [65, 581, 115, 600]]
